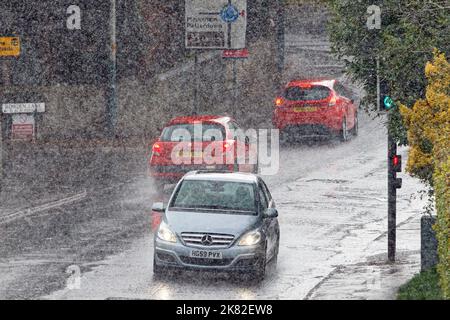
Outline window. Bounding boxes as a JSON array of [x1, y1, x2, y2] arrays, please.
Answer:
[[284, 85, 331, 101], [229, 121, 245, 142], [160, 123, 226, 142], [170, 180, 257, 214], [260, 180, 273, 203], [334, 82, 353, 99], [258, 187, 268, 212]]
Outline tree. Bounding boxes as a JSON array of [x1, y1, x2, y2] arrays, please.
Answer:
[[326, 0, 449, 143], [400, 50, 450, 298]]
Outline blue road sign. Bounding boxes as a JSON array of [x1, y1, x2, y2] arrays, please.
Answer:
[[220, 4, 239, 23]]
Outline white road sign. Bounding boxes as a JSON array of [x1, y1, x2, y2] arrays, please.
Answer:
[[2, 103, 45, 114], [185, 0, 247, 49]]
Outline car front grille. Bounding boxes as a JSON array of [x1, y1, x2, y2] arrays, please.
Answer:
[[181, 232, 235, 248], [156, 252, 177, 264], [179, 256, 233, 267]]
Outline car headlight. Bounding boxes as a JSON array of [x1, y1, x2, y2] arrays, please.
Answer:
[[238, 230, 262, 246], [157, 222, 177, 243]]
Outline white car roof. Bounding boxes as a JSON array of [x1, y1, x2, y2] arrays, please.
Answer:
[[183, 171, 258, 184]]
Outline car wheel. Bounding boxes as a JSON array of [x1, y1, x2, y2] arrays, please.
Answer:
[[252, 248, 267, 283], [269, 234, 280, 269], [279, 130, 289, 146], [273, 235, 280, 265], [233, 159, 239, 172], [154, 180, 165, 195], [340, 118, 349, 142], [252, 158, 259, 174], [153, 258, 163, 279], [352, 113, 359, 136]]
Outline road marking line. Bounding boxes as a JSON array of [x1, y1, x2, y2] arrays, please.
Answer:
[[0, 191, 87, 225]]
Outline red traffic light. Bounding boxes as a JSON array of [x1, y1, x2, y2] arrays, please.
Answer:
[[392, 155, 402, 172], [393, 155, 399, 167]]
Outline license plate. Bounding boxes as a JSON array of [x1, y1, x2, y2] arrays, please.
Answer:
[[178, 151, 203, 158], [190, 249, 223, 260], [294, 107, 317, 112]]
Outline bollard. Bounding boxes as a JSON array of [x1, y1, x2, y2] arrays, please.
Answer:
[[421, 215, 438, 271]]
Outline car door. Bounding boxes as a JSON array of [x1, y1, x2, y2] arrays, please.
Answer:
[[258, 179, 277, 259], [335, 82, 355, 128], [261, 179, 279, 259]]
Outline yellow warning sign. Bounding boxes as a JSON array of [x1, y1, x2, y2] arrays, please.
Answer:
[[0, 37, 20, 57]]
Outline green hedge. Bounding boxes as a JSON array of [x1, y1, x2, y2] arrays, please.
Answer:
[[434, 159, 450, 299]]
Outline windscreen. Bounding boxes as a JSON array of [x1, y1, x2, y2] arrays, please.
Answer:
[[170, 180, 257, 214], [160, 123, 226, 142], [284, 85, 331, 101]]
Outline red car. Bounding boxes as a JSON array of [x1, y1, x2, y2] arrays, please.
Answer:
[[148, 115, 258, 192], [273, 79, 358, 141]]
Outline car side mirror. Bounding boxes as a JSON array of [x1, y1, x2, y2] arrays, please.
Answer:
[[152, 202, 166, 213], [264, 208, 278, 218], [350, 99, 355, 104]]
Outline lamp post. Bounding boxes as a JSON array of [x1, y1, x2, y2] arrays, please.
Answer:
[[106, 0, 117, 138]]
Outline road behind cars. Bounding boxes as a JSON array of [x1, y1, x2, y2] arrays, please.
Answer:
[[42, 112, 426, 300]]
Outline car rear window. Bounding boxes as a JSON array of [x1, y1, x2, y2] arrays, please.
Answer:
[[284, 85, 331, 101], [170, 180, 257, 214], [160, 123, 226, 142]]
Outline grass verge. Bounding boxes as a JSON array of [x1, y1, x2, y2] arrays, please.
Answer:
[[397, 268, 444, 300]]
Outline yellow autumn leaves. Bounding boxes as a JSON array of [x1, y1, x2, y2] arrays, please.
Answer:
[[400, 50, 450, 298], [400, 50, 450, 182]]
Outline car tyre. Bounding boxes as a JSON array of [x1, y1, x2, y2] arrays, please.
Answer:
[[352, 112, 359, 136], [153, 258, 163, 279], [279, 130, 289, 146], [340, 118, 349, 142], [252, 158, 259, 174], [268, 235, 280, 275], [154, 180, 165, 195], [272, 235, 280, 265], [252, 245, 267, 283]]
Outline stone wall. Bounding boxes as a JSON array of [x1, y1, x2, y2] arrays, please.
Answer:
[[116, 38, 279, 140], [1, 37, 278, 143]]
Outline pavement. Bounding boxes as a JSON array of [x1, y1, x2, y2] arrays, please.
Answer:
[[306, 215, 421, 300]]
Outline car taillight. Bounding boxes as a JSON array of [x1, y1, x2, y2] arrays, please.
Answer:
[[223, 142, 232, 152], [328, 94, 337, 107], [275, 97, 284, 107], [152, 143, 162, 156]]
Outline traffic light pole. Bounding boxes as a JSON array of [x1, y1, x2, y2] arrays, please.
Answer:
[[387, 124, 397, 262], [378, 54, 400, 262], [0, 58, 12, 187], [376, 57, 381, 111]]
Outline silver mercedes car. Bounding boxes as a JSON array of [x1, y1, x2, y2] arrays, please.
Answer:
[[152, 171, 280, 282]]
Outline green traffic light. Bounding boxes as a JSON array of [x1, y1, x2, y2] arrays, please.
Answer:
[[383, 96, 395, 109]]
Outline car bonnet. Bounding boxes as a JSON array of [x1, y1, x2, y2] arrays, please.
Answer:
[[165, 209, 260, 237]]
